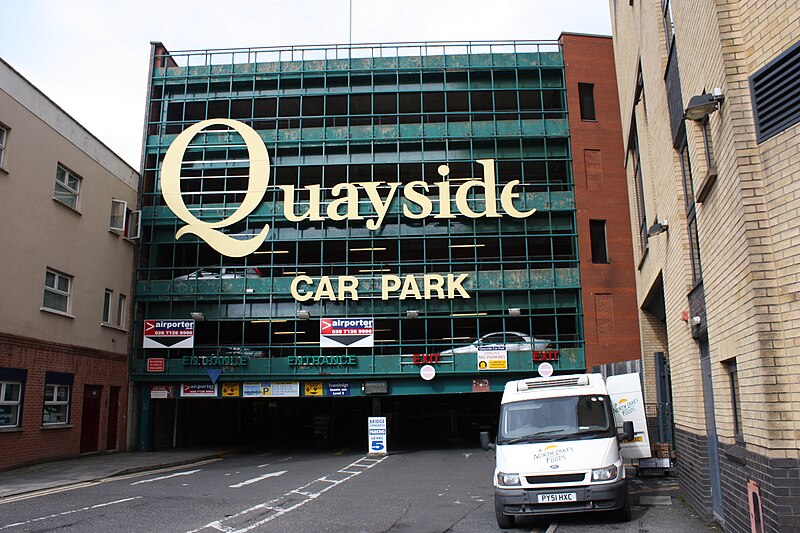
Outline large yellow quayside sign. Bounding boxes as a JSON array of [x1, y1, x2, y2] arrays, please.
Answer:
[[161, 119, 539, 302]]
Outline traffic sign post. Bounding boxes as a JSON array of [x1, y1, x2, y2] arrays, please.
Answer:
[[367, 416, 387, 456]]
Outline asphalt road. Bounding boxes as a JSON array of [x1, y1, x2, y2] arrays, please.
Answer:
[[0, 447, 711, 533]]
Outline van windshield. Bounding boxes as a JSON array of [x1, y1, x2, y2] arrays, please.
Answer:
[[498, 395, 614, 444]]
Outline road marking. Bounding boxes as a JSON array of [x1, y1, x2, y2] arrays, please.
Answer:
[[0, 458, 221, 505], [130, 469, 201, 485], [545, 521, 559, 533], [187, 454, 388, 533], [256, 463, 270, 468], [228, 471, 286, 488], [0, 496, 141, 530]]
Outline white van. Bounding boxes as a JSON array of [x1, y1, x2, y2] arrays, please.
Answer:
[[480, 373, 650, 528]]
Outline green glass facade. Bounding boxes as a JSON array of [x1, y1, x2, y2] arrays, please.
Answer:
[[134, 42, 582, 410]]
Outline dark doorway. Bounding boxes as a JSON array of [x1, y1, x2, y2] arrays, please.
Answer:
[[106, 386, 120, 450], [80, 385, 103, 454]]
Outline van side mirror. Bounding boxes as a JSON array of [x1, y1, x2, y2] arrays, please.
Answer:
[[619, 420, 635, 442], [480, 431, 496, 450]]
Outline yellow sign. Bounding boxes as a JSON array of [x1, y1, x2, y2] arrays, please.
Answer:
[[161, 119, 536, 258], [290, 273, 471, 302], [221, 383, 240, 397], [305, 382, 323, 396]]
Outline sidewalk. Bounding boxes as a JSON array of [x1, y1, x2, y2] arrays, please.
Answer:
[[0, 448, 233, 499]]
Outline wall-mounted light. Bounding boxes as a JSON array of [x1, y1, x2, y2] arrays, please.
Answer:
[[684, 89, 724, 121], [508, 308, 522, 317], [647, 219, 669, 238], [297, 310, 311, 320], [406, 310, 419, 319], [190, 312, 205, 321], [691, 316, 702, 326]]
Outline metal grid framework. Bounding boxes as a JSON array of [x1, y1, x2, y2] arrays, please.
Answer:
[[135, 41, 583, 377]]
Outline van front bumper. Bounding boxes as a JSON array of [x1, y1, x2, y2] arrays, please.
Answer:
[[495, 478, 627, 516]]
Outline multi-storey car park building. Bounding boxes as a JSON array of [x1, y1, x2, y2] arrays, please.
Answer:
[[610, 0, 800, 531], [0, 58, 138, 469], [132, 35, 639, 451]]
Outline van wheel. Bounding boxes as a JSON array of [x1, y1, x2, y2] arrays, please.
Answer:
[[616, 493, 632, 522], [494, 498, 515, 529]]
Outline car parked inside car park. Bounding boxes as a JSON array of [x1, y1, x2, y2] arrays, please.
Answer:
[[439, 331, 551, 356], [174, 267, 264, 280]]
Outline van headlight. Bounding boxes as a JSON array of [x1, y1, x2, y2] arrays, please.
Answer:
[[497, 472, 521, 486], [591, 465, 618, 481]]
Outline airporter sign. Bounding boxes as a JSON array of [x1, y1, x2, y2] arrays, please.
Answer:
[[161, 119, 538, 300]]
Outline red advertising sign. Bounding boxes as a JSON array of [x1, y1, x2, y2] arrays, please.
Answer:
[[147, 358, 166, 372]]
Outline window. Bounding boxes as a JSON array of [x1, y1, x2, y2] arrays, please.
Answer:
[[680, 140, 703, 284], [629, 120, 648, 254], [43, 268, 72, 314], [102, 289, 113, 324], [42, 378, 71, 425], [125, 210, 141, 240], [590, 220, 609, 263], [116, 294, 127, 328], [662, 0, 675, 53], [578, 83, 596, 120], [0, 124, 7, 168], [725, 360, 743, 442], [0, 381, 22, 428], [54, 164, 81, 209], [109, 199, 127, 232]]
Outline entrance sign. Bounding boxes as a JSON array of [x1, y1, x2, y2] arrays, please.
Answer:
[[144, 320, 194, 349], [160, 119, 537, 258], [320, 318, 374, 348], [368, 416, 388, 455], [477, 345, 508, 370]]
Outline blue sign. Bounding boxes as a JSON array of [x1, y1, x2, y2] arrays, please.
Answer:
[[327, 382, 350, 397], [371, 440, 385, 451]]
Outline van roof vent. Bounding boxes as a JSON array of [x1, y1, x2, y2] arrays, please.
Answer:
[[517, 375, 589, 391]]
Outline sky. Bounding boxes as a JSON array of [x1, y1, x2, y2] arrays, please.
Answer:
[[1, 1, 612, 169]]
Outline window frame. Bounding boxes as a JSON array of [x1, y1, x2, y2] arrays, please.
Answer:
[[589, 219, 609, 264], [0, 124, 7, 169], [43, 268, 72, 315], [578, 83, 596, 121], [102, 289, 113, 324], [679, 140, 703, 285], [0, 380, 23, 428], [54, 164, 82, 210], [725, 360, 744, 443], [109, 199, 127, 232], [662, 0, 675, 54], [42, 383, 71, 425], [116, 294, 127, 329]]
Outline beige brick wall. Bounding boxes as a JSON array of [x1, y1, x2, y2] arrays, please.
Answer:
[[610, 0, 800, 459]]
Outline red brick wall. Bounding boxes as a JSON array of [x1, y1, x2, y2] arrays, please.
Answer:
[[0, 332, 129, 471], [560, 33, 641, 368]]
